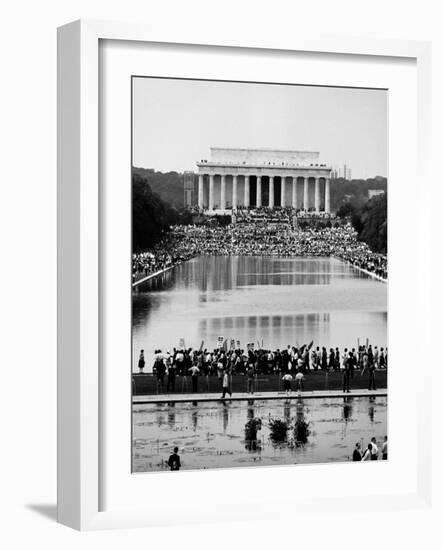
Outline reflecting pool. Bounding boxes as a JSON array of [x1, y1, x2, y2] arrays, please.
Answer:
[[132, 396, 387, 472], [132, 256, 387, 372]]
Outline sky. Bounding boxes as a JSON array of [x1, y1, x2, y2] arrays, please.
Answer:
[[132, 77, 387, 179]]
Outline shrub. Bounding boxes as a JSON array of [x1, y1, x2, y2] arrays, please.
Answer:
[[269, 418, 289, 442], [293, 418, 310, 446]]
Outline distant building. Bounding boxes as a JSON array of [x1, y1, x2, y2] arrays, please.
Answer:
[[344, 165, 352, 180], [368, 189, 385, 200], [183, 171, 195, 207], [331, 163, 351, 180]]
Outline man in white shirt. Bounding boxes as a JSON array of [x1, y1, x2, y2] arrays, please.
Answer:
[[294, 370, 305, 392], [188, 365, 200, 393], [221, 371, 232, 399], [370, 437, 379, 460], [282, 373, 293, 395]]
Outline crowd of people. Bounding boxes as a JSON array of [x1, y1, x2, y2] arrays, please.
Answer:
[[137, 342, 387, 395], [132, 218, 387, 282], [234, 206, 294, 225], [353, 436, 388, 461]]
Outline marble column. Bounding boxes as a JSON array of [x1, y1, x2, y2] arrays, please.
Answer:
[[232, 175, 238, 209], [314, 177, 320, 212], [280, 176, 286, 207], [303, 177, 309, 210], [244, 175, 250, 207], [269, 175, 274, 208], [209, 174, 214, 210], [198, 174, 204, 208], [325, 178, 331, 213], [220, 174, 226, 210], [256, 175, 262, 207], [292, 177, 298, 208]]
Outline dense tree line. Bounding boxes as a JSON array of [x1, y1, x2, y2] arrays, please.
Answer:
[[133, 167, 186, 209], [337, 192, 387, 253], [132, 172, 192, 251], [330, 177, 387, 211]]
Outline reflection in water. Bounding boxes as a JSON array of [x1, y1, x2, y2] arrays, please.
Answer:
[[133, 396, 387, 472], [343, 397, 354, 422], [244, 417, 262, 452], [368, 396, 376, 423], [222, 403, 229, 433], [192, 404, 198, 431], [283, 400, 291, 423], [293, 398, 310, 446], [132, 256, 388, 371], [341, 397, 354, 438], [167, 403, 175, 429]]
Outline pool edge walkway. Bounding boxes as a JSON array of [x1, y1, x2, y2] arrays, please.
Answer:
[[133, 388, 387, 405]]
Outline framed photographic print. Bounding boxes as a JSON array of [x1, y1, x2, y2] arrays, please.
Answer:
[[57, 19, 432, 530]]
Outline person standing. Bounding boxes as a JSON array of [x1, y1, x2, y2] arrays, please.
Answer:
[[361, 348, 369, 375], [168, 447, 181, 471], [334, 347, 341, 371], [175, 348, 185, 375], [294, 370, 305, 393], [368, 361, 377, 391], [188, 364, 200, 393], [321, 347, 328, 371], [373, 346, 379, 368], [138, 349, 145, 373], [382, 435, 388, 460], [361, 443, 372, 461], [282, 372, 293, 395], [342, 359, 351, 393], [352, 442, 362, 461], [247, 364, 255, 394], [328, 348, 335, 371], [310, 348, 317, 371], [166, 361, 176, 393], [221, 370, 232, 399], [379, 348, 386, 369], [350, 349, 356, 378], [154, 350, 166, 392], [370, 437, 379, 460]]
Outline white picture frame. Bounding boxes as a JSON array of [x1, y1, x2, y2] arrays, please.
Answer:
[[57, 19, 432, 531]]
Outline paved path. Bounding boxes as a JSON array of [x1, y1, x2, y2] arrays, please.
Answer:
[[133, 388, 387, 405]]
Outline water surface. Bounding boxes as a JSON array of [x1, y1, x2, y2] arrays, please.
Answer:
[[132, 396, 387, 472], [132, 256, 387, 371]]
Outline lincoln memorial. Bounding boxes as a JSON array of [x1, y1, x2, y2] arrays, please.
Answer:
[[197, 147, 332, 213]]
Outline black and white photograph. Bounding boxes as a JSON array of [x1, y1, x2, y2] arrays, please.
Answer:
[[131, 77, 388, 473], [4, 0, 439, 543]]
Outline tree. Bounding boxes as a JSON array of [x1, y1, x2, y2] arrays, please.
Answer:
[[132, 172, 179, 251], [132, 167, 187, 209], [359, 193, 387, 253]]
